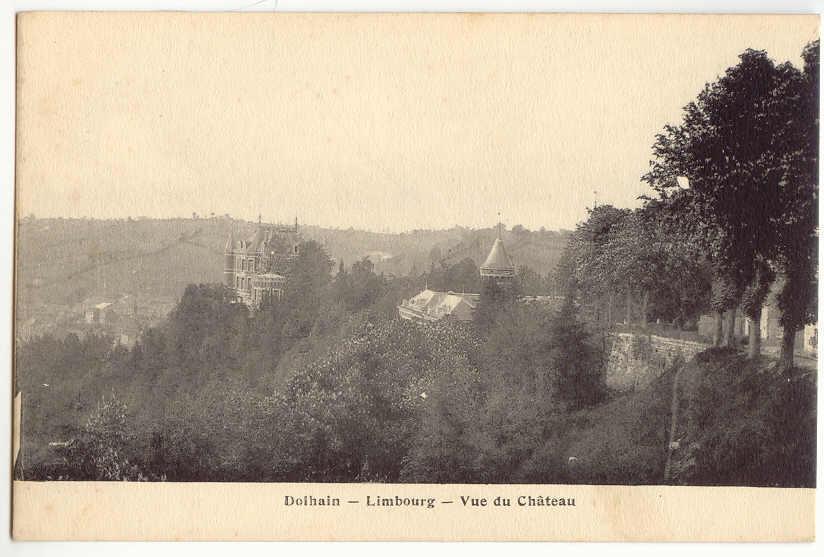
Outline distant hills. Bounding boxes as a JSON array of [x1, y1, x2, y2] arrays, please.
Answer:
[[15, 216, 571, 309]]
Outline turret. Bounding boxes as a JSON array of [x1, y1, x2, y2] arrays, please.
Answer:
[[224, 226, 235, 287], [479, 222, 515, 289]]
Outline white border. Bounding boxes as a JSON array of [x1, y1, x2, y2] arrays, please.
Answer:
[[2, 2, 822, 556]]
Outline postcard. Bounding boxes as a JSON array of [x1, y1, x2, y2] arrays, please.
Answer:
[[11, 11, 819, 541]]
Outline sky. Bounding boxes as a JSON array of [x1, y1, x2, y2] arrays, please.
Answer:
[[16, 13, 819, 232]]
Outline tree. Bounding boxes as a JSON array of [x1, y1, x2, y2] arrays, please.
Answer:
[[78, 392, 144, 480], [548, 297, 604, 407], [595, 208, 681, 328], [772, 40, 819, 372], [280, 241, 334, 340], [740, 258, 775, 359], [426, 257, 480, 294], [643, 49, 799, 355], [474, 277, 518, 333], [636, 198, 713, 329], [517, 265, 543, 296], [563, 205, 630, 326]]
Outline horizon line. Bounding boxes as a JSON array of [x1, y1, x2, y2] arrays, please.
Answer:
[[18, 214, 577, 235]]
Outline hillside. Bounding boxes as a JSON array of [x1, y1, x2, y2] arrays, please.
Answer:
[[15, 217, 570, 311], [520, 348, 816, 487]]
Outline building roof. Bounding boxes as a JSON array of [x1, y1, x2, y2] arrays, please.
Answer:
[[247, 227, 269, 253], [226, 223, 300, 255], [402, 289, 479, 320], [481, 237, 514, 273]]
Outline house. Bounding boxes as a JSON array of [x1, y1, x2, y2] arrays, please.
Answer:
[[398, 289, 479, 323], [224, 218, 301, 308], [84, 302, 116, 325]]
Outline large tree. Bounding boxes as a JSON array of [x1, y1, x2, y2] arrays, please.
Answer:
[[643, 49, 803, 357], [772, 41, 819, 371], [563, 204, 630, 326]]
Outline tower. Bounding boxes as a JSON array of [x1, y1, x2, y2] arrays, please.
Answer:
[[224, 226, 235, 287], [479, 221, 515, 289]]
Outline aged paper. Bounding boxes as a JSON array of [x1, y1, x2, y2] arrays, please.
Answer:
[[13, 12, 819, 541], [11, 482, 816, 541]]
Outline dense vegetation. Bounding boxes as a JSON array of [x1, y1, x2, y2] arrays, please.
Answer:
[[17, 239, 602, 482], [560, 42, 819, 371], [15, 42, 818, 486]]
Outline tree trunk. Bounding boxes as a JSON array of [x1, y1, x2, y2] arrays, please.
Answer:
[[778, 327, 796, 374], [747, 307, 761, 359], [625, 289, 632, 325], [723, 309, 737, 348], [607, 291, 614, 326], [713, 311, 724, 347], [640, 291, 649, 329]]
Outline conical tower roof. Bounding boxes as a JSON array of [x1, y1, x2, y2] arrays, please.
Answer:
[[481, 237, 515, 274]]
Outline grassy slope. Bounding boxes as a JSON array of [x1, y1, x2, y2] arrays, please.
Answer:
[[521, 349, 816, 487], [670, 349, 816, 487]]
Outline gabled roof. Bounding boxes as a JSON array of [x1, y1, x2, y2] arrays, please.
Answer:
[[407, 289, 438, 307], [405, 289, 478, 315]]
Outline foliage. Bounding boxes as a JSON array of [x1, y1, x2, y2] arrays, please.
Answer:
[[269, 319, 483, 482], [772, 41, 819, 368], [13, 43, 818, 486], [425, 257, 481, 294], [671, 349, 816, 487], [642, 43, 819, 361], [77, 391, 146, 481], [559, 204, 710, 327]]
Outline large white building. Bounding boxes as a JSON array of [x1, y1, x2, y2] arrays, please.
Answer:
[[398, 289, 479, 323]]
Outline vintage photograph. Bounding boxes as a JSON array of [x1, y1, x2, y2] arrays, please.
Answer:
[[12, 13, 818, 491]]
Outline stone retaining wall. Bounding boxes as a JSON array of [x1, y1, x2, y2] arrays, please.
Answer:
[[605, 333, 706, 392]]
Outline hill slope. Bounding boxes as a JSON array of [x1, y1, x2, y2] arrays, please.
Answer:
[[520, 349, 816, 487], [15, 217, 570, 310]]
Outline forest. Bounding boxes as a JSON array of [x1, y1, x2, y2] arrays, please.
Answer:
[[14, 42, 818, 485]]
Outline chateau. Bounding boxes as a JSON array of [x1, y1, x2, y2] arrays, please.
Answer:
[[224, 219, 301, 307]]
